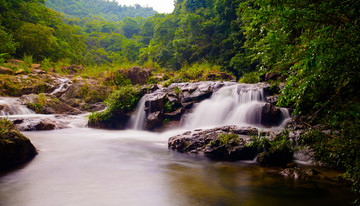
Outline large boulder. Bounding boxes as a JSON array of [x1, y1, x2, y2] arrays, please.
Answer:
[[0, 120, 37, 171], [35, 119, 57, 130], [168, 126, 261, 161], [119, 66, 152, 84]]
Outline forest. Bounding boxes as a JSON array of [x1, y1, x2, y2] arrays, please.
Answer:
[[1, 0, 360, 203]]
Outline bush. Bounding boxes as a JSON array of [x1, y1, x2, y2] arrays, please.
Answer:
[[238, 71, 260, 83], [88, 85, 144, 128]]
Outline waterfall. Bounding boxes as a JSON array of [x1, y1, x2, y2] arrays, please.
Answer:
[[50, 78, 71, 96], [0, 97, 35, 116], [182, 84, 289, 129], [127, 95, 147, 130]]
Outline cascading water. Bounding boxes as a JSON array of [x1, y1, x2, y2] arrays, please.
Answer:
[[182, 84, 289, 130], [127, 95, 147, 130], [50, 78, 71, 96], [0, 97, 35, 116]]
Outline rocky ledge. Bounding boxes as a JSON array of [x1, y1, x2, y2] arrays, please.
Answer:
[[168, 125, 294, 166], [0, 120, 37, 171]]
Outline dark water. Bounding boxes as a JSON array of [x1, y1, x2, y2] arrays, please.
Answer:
[[0, 128, 354, 206]]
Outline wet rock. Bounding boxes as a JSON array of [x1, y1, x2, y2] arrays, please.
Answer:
[[266, 95, 279, 106], [0, 121, 37, 171], [35, 119, 56, 130], [256, 148, 293, 167], [164, 107, 184, 121], [145, 92, 166, 113], [261, 103, 283, 126], [168, 126, 261, 161], [280, 168, 320, 180], [0, 66, 14, 75], [146, 111, 164, 130]]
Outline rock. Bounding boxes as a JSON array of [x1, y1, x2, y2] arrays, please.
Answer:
[[168, 126, 261, 161], [146, 111, 164, 130], [265, 73, 280, 81], [280, 168, 320, 180], [164, 107, 184, 120], [59, 77, 110, 111], [145, 92, 166, 113], [35, 119, 56, 130], [7, 59, 24, 65], [120, 66, 151, 84], [256, 148, 293, 167], [20, 94, 82, 115], [31, 68, 46, 74], [0, 104, 4, 110], [0, 121, 37, 171], [15, 69, 27, 75], [266, 95, 279, 106], [0, 66, 14, 75], [261, 103, 283, 126], [31, 64, 41, 69]]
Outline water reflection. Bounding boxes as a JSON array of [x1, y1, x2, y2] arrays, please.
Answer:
[[0, 128, 354, 206]]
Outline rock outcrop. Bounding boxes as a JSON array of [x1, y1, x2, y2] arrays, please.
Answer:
[[143, 81, 226, 130], [168, 126, 263, 161], [0, 120, 37, 171], [20, 94, 82, 115]]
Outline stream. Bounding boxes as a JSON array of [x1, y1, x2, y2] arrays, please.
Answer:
[[0, 83, 355, 205]]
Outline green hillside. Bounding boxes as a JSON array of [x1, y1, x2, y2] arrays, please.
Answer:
[[46, 0, 157, 21]]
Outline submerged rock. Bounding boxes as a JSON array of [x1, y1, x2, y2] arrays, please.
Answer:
[[280, 167, 321, 180], [0, 120, 37, 171], [35, 119, 57, 130]]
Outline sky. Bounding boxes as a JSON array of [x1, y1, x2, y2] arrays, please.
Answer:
[[116, 0, 175, 14]]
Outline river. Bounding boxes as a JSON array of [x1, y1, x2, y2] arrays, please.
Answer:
[[0, 84, 355, 205], [0, 127, 354, 206]]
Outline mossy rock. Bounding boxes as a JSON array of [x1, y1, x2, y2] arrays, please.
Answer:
[[0, 119, 37, 171]]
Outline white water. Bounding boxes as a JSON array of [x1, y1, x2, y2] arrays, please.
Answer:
[[50, 78, 71, 96], [0, 97, 35, 116], [182, 84, 289, 130], [127, 95, 147, 130]]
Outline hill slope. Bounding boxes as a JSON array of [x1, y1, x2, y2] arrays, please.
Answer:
[[46, 0, 157, 21]]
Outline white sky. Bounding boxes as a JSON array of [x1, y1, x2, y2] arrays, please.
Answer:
[[116, 0, 175, 14]]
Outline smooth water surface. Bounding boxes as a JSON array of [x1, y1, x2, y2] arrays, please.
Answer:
[[0, 128, 353, 206]]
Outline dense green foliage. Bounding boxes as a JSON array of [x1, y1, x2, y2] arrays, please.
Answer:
[[46, 0, 157, 21], [240, 0, 360, 201], [88, 85, 144, 127]]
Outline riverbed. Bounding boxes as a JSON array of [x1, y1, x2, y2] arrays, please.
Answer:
[[0, 128, 354, 206]]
